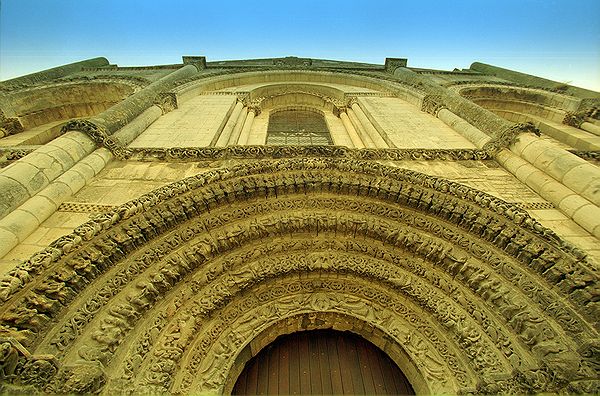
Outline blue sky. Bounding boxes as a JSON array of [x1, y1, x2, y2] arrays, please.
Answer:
[[1, 0, 599, 90]]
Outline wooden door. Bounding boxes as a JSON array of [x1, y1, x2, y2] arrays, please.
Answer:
[[232, 330, 415, 395]]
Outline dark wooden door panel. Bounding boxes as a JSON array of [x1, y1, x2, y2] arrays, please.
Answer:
[[232, 330, 415, 395]]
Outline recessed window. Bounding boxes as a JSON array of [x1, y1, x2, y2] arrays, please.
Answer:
[[267, 109, 332, 145]]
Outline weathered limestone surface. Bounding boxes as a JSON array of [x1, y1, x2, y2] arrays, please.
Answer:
[[0, 56, 598, 395]]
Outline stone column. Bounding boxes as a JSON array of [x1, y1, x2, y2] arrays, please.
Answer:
[[510, 133, 600, 206], [350, 100, 389, 148], [581, 122, 600, 137], [215, 100, 244, 147], [432, 104, 600, 238], [90, 64, 198, 133], [339, 108, 365, 148], [228, 105, 250, 145], [495, 148, 600, 238], [346, 106, 375, 148], [237, 107, 259, 145], [0, 65, 198, 221], [0, 106, 162, 259], [437, 109, 490, 149]]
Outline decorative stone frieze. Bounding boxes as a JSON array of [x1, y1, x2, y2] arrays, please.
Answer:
[[126, 145, 492, 162]]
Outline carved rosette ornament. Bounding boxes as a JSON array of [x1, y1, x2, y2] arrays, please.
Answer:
[[0, 159, 597, 394]]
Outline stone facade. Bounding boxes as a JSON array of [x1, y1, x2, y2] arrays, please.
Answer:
[[0, 56, 598, 394]]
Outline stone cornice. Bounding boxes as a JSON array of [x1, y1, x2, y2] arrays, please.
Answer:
[[446, 80, 582, 98], [0, 75, 150, 95]]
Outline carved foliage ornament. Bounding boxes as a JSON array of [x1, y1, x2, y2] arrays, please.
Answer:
[[153, 92, 178, 114], [563, 111, 586, 128], [483, 121, 541, 154], [60, 119, 130, 160], [421, 95, 447, 116], [0, 159, 596, 394], [127, 145, 493, 162], [0, 109, 24, 137], [0, 158, 587, 305]]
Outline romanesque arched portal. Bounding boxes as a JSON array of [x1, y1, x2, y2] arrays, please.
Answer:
[[0, 158, 597, 394]]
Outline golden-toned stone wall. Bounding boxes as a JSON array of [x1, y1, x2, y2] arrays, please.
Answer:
[[0, 56, 598, 395]]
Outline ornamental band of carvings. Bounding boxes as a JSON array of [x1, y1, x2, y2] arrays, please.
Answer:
[[0, 159, 596, 393], [0, 158, 589, 302], [127, 146, 493, 162], [49, 202, 584, 366], [42, 195, 587, 365], [57, 115, 498, 161]]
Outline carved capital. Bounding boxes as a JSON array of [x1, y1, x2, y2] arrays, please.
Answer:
[[60, 119, 131, 160], [385, 58, 408, 73], [236, 93, 249, 105], [563, 112, 586, 128], [346, 96, 359, 107], [483, 122, 540, 154], [586, 106, 599, 120], [61, 119, 110, 147], [182, 56, 207, 71], [154, 92, 178, 114], [247, 100, 262, 116], [273, 56, 312, 68], [421, 95, 447, 116], [0, 109, 24, 137], [334, 106, 348, 117]]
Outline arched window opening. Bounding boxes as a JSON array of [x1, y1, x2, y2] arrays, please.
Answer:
[[267, 109, 333, 145]]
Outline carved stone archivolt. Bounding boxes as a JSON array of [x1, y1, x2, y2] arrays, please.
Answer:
[[0, 158, 597, 394]]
